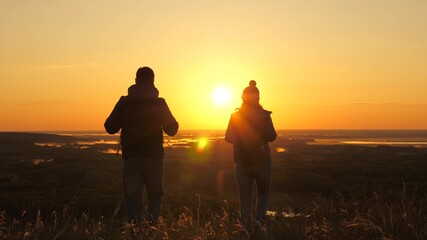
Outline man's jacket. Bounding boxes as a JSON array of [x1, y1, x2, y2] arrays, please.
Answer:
[[104, 83, 178, 159]]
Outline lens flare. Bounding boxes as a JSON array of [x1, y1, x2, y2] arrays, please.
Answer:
[[196, 138, 209, 152]]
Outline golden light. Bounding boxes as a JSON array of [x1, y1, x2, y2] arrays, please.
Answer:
[[276, 147, 286, 153], [196, 138, 209, 153], [211, 86, 232, 106]]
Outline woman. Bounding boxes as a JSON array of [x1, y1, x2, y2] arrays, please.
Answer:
[[225, 80, 277, 225]]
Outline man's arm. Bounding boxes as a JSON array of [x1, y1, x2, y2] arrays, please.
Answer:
[[159, 98, 178, 136], [104, 96, 127, 134]]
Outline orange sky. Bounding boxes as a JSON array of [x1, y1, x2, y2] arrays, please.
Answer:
[[1, 1, 427, 131]]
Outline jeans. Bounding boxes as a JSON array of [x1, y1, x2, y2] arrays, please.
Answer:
[[235, 163, 271, 223], [123, 157, 163, 225]]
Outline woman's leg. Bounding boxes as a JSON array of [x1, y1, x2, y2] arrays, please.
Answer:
[[254, 163, 272, 221], [235, 164, 254, 224]]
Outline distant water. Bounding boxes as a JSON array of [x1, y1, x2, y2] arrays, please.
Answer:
[[35, 130, 427, 152], [285, 130, 427, 148], [37, 130, 227, 155], [278, 129, 427, 139]]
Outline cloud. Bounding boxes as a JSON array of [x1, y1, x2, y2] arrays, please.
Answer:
[[276, 102, 427, 107], [344, 102, 427, 106], [345, 102, 374, 105], [0, 100, 81, 107], [41, 63, 100, 69]]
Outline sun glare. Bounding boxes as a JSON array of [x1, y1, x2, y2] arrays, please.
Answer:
[[197, 138, 209, 153], [212, 87, 232, 106]]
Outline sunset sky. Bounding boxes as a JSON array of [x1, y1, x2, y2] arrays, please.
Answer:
[[1, 0, 427, 131]]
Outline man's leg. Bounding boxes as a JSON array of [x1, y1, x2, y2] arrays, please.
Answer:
[[143, 158, 164, 226], [123, 158, 144, 224]]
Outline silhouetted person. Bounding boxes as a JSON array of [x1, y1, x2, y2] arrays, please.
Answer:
[[225, 80, 277, 227], [104, 67, 178, 226]]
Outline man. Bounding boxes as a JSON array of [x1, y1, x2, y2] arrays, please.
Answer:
[[104, 66, 178, 225]]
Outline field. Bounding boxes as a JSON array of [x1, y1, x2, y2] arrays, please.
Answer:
[[0, 131, 426, 239]]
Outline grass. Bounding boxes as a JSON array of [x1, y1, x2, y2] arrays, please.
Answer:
[[1, 132, 427, 239], [1, 187, 425, 240]]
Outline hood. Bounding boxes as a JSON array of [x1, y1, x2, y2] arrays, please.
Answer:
[[127, 83, 159, 100]]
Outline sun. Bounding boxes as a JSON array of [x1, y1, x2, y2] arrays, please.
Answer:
[[211, 86, 232, 106]]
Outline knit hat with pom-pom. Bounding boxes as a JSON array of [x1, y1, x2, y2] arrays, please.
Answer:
[[242, 80, 260, 104]]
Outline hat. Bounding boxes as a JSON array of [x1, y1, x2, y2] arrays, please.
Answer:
[[242, 80, 260, 104]]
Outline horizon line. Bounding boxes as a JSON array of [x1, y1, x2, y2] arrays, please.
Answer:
[[2, 128, 427, 133]]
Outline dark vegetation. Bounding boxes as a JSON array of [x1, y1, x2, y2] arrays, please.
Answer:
[[0, 131, 426, 239]]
